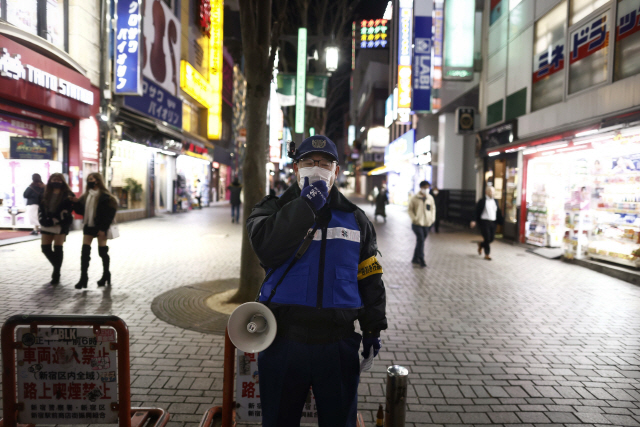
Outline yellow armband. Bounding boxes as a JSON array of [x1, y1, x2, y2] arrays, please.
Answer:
[[357, 256, 383, 280]]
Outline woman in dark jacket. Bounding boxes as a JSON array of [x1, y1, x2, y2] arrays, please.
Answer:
[[38, 173, 75, 285], [24, 173, 45, 235], [72, 173, 118, 289], [374, 185, 389, 222]]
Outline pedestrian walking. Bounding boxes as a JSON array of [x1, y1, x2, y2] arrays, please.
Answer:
[[470, 186, 504, 260], [247, 135, 387, 427], [71, 173, 118, 289], [430, 186, 444, 233], [374, 184, 388, 222], [228, 179, 242, 223], [24, 173, 45, 235], [38, 173, 75, 285], [194, 179, 203, 209], [408, 180, 436, 268]]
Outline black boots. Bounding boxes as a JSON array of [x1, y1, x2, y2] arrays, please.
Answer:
[[42, 244, 57, 285], [52, 245, 63, 285], [97, 246, 111, 287], [75, 245, 91, 289]]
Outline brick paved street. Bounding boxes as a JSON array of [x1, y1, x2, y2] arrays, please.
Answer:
[[1, 197, 640, 426]]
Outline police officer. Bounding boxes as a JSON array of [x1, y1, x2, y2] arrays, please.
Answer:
[[247, 135, 387, 427]]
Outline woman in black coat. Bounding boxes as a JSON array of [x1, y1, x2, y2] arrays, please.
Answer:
[[72, 173, 118, 289], [38, 173, 75, 285], [374, 185, 389, 222], [24, 173, 45, 235]]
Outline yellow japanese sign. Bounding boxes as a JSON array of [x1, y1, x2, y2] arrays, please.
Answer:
[[208, 0, 224, 140], [180, 61, 214, 108]]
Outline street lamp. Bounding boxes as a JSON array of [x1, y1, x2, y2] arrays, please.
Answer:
[[325, 46, 339, 72]]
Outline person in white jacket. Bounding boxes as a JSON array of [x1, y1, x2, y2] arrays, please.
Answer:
[[408, 180, 436, 267]]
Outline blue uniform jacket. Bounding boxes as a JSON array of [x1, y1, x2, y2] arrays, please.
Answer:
[[246, 184, 387, 338]]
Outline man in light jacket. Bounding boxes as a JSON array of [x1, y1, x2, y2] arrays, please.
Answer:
[[408, 180, 436, 267]]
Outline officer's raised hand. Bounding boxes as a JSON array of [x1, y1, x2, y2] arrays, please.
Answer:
[[362, 336, 382, 359], [300, 177, 329, 211]]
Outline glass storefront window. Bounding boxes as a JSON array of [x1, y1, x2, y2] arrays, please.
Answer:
[[524, 132, 640, 268], [568, 10, 611, 94], [570, 0, 609, 25], [0, 114, 65, 216], [110, 140, 148, 210], [46, 0, 65, 50], [532, 1, 567, 111], [7, 0, 39, 36], [614, 0, 640, 81], [3, 0, 67, 51]]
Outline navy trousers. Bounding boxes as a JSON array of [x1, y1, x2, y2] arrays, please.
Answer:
[[258, 332, 361, 427]]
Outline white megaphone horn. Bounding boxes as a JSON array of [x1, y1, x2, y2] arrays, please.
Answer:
[[227, 302, 277, 353]]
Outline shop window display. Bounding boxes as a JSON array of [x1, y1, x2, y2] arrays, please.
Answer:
[[524, 131, 640, 268], [0, 114, 64, 227], [3, 0, 68, 51], [110, 140, 148, 210]]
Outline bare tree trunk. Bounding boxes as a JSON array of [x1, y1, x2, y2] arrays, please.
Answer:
[[230, 0, 275, 303]]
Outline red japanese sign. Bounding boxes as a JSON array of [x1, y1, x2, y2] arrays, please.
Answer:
[[17, 327, 118, 424]]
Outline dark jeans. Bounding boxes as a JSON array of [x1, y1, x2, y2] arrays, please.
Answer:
[[258, 333, 361, 427], [412, 224, 429, 264], [231, 204, 240, 222], [434, 217, 440, 233], [479, 219, 497, 255]]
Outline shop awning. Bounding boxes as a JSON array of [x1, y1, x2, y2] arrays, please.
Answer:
[[368, 166, 389, 176]]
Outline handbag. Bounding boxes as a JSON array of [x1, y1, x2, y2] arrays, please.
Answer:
[[106, 219, 120, 240], [40, 225, 62, 234]]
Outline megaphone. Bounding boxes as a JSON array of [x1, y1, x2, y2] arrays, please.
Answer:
[[227, 302, 277, 353]]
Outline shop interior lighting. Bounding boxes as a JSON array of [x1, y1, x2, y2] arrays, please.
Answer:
[[522, 148, 538, 155], [536, 142, 569, 152], [504, 148, 518, 153], [556, 145, 588, 153], [573, 134, 613, 145], [575, 129, 598, 137], [343, 171, 351, 175], [488, 151, 501, 156]]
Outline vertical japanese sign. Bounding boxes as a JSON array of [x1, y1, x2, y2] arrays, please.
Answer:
[[360, 19, 389, 48], [114, 0, 142, 95], [235, 350, 318, 422], [16, 327, 118, 424], [124, 77, 183, 127], [432, 0, 443, 110], [397, 0, 413, 123], [295, 28, 307, 134], [443, 0, 475, 80], [208, 0, 224, 139], [413, 16, 432, 112]]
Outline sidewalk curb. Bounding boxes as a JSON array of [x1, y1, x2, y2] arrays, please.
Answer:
[[563, 257, 640, 286]]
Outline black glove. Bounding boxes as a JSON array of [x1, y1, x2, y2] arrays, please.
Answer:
[[362, 336, 382, 358], [300, 177, 328, 211]]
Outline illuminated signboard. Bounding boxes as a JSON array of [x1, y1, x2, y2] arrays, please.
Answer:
[[443, 0, 475, 80], [432, 0, 443, 110], [180, 60, 214, 107], [207, 0, 224, 140], [413, 16, 432, 112], [397, 0, 413, 123], [384, 94, 393, 127], [360, 19, 389, 48], [114, 0, 142, 95], [295, 28, 307, 134]]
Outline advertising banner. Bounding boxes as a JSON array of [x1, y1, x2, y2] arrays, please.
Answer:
[[570, 12, 610, 64], [443, 0, 475, 80], [276, 74, 296, 106], [124, 77, 182, 128], [359, 19, 389, 49], [306, 75, 328, 107], [16, 327, 118, 424], [208, 0, 224, 139], [0, 113, 38, 137], [432, 0, 443, 110], [235, 350, 318, 423], [141, 0, 181, 96], [397, 0, 413, 123], [413, 16, 432, 112], [10, 137, 53, 160], [114, 0, 142, 95]]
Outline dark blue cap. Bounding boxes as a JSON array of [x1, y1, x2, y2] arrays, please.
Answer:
[[293, 135, 338, 161]]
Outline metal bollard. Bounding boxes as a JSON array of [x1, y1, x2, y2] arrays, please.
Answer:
[[385, 365, 409, 427]]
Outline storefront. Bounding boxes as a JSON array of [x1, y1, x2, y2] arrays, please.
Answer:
[[384, 129, 415, 206], [151, 139, 182, 214], [0, 34, 98, 228], [519, 126, 640, 268], [176, 142, 211, 210], [413, 135, 433, 193]]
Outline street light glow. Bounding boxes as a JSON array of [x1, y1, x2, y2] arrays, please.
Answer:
[[325, 46, 339, 72]]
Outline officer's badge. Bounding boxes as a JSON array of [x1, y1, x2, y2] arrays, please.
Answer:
[[312, 139, 326, 148]]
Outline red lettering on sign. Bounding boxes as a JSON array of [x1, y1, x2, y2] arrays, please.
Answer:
[[68, 383, 82, 399], [23, 348, 37, 364], [53, 383, 67, 399], [24, 382, 37, 399], [99, 383, 112, 399], [82, 347, 96, 364], [241, 382, 255, 398], [39, 383, 52, 399], [38, 347, 51, 364], [52, 347, 65, 364]]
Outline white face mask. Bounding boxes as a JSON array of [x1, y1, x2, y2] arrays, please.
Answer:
[[297, 166, 335, 190], [419, 188, 427, 195]]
